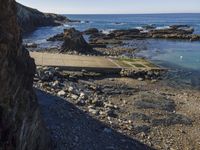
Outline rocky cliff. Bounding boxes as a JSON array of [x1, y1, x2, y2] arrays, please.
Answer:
[[16, 2, 70, 33], [0, 0, 51, 149]]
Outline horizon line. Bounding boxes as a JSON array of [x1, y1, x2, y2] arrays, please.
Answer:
[[60, 12, 200, 15]]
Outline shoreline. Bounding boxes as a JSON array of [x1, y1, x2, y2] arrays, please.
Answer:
[[34, 65, 200, 149], [26, 15, 200, 149]]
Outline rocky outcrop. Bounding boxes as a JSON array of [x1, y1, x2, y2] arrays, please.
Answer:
[[89, 25, 200, 45], [16, 2, 70, 33], [0, 0, 51, 149], [47, 33, 64, 41], [83, 28, 99, 35], [61, 28, 93, 53]]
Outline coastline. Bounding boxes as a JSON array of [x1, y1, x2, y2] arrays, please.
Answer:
[[26, 13, 200, 149]]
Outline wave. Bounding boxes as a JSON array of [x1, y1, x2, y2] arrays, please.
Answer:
[[63, 24, 72, 27], [111, 22, 127, 26], [156, 26, 170, 30], [135, 26, 143, 30], [80, 20, 90, 24], [101, 29, 115, 34]]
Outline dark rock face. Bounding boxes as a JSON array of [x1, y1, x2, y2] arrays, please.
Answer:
[[47, 33, 64, 41], [84, 28, 99, 35], [61, 28, 93, 53], [16, 2, 70, 33], [0, 0, 51, 149]]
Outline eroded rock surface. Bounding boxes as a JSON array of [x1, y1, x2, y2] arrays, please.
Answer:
[[61, 28, 94, 54], [16, 2, 70, 33], [0, 0, 51, 149]]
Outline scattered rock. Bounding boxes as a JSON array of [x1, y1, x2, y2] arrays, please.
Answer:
[[106, 109, 118, 118], [88, 108, 99, 115], [133, 125, 151, 134], [76, 99, 86, 106], [131, 113, 151, 122], [57, 90, 66, 96], [71, 94, 79, 100], [138, 78, 144, 81]]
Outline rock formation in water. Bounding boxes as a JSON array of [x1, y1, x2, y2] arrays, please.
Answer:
[[16, 2, 71, 33], [61, 28, 93, 53], [0, 0, 51, 149]]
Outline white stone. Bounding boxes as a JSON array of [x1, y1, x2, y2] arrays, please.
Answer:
[[138, 78, 144, 81], [57, 90, 66, 96], [79, 92, 86, 99], [52, 80, 59, 87], [68, 86, 74, 92], [71, 94, 79, 100]]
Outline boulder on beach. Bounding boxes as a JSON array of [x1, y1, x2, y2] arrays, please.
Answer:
[[61, 28, 93, 53]]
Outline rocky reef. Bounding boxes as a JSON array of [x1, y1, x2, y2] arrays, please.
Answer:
[[88, 25, 200, 45], [0, 0, 51, 149], [16, 2, 71, 33]]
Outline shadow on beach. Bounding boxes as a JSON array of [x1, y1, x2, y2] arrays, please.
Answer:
[[36, 89, 153, 150]]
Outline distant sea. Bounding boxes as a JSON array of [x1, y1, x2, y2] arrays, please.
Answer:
[[23, 14, 200, 88]]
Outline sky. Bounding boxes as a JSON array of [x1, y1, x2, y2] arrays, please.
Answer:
[[16, 0, 200, 14]]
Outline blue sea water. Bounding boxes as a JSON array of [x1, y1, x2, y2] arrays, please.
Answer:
[[23, 14, 200, 87]]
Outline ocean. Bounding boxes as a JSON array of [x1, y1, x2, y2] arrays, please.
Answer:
[[23, 14, 200, 88]]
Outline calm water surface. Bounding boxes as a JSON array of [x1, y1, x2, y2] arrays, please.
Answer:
[[23, 14, 200, 88]]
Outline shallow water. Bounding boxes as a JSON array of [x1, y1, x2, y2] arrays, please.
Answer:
[[23, 14, 200, 88]]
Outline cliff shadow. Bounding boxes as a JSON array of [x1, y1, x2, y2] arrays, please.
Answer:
[[35, 89, 153, 150]]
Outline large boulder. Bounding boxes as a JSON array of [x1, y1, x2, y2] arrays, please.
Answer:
[[0, 0, 51, 149], [16, 2, 70, 33], [61, 28, 93, 53]]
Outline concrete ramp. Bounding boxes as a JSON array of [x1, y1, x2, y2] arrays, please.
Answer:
[[30, 52, 162, 73]]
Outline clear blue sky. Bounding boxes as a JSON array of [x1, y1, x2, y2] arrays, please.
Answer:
[[16, 0, 200, 14]]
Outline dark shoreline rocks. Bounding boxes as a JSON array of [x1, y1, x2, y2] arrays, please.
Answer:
[[89, 25, 200, 44], [46, 25, 200, 55], [61, 28, 94, 54], [47, 33, 64, 41], [16, 2, 71, 34], [83, 28, 99, 35]]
